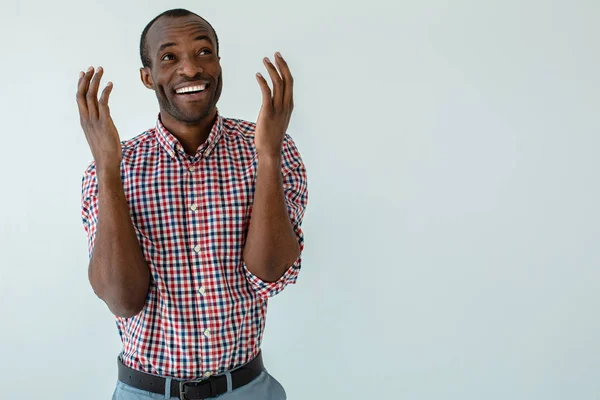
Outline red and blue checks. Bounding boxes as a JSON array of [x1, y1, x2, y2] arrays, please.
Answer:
[[81, 111, 308, 379]]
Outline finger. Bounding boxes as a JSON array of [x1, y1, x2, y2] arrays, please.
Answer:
[[98, 81, 114, 118], [274, 52, 294, 109], [255, 73, 273, 111], [263, 57, 283, 108], [76, 67, 94, 120], [86, 66, 104, 120]]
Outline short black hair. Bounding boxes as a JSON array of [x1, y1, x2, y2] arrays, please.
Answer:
[[140, 8, 219, 68]]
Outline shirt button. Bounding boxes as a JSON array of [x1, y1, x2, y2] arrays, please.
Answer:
[[194, 245, 201, 253], [190, 204, 198, 211], [198, 287, 206, 295], [203, 371, 212, 378], [204, 329, 211, 338], [188, 166, 195, 172]]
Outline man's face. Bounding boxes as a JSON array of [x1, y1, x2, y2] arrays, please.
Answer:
[[141, 15, 222, 124]]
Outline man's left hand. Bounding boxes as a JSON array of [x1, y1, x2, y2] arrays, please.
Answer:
[[254, 52, 294, 159]]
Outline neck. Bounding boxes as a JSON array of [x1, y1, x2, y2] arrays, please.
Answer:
[[160, 109, 218, 156]]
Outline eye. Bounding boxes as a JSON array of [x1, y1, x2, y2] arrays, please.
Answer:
[[198, 49, 212, 56], [161, 54, 175, 61]]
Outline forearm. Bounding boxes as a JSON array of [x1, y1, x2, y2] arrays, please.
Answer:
[[243, 155, 300, 282], [89, 166, 150, 318]]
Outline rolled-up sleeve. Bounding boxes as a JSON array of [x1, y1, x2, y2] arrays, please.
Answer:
[[243, 134, 308, 298]]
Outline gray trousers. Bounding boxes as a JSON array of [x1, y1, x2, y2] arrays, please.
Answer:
[[112, 369, 286, 400]]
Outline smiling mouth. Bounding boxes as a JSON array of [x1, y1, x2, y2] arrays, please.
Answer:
[[175, 84, 208, 95]]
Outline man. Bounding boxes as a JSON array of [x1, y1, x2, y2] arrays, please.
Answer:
[[78, 8, 307, 400]]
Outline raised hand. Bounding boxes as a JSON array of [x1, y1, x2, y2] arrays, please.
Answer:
[[76, 66, 122, 171], [254, 52, 294, 159]]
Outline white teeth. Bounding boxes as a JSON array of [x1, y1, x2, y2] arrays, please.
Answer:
[[176, 84, 206, 94]]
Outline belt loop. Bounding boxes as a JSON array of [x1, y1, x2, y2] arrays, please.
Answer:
[[164, 377, 172, 399], [225, 371, 233, 393]]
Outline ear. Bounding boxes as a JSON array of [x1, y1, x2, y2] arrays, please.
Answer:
[[140, 67, 154, 90]]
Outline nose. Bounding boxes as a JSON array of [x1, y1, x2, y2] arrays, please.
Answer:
[[178, 54, 203, 78]]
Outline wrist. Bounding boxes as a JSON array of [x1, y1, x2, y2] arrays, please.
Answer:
[[96, 163, 121, 181], [257, 152, 282, 166]]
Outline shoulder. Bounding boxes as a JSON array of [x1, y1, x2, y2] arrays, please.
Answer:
[[81, 129, 156, 194], [221, 116, 257, 143], [282, 133, 302, 158], [220, 116, 302, 158], [121, 129, 157, 161]]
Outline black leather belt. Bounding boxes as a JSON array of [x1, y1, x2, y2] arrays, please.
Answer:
[[117, 352, 264, 399]]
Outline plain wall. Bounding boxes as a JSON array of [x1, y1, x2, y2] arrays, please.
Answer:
[[1, 0, 599, 399]]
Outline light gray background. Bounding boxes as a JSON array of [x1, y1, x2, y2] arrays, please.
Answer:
[[0, 0, 599, 399]]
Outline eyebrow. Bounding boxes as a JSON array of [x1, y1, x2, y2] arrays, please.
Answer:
[[157, 35, 214, 53]]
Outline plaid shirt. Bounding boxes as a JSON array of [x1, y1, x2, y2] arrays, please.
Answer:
[[81, 111, 307, 379]]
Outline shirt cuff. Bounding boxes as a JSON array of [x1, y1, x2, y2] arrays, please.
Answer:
[[242, 258, 302, 299]]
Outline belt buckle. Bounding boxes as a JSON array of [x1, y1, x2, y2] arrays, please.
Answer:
[[179, 378, 213, 400]]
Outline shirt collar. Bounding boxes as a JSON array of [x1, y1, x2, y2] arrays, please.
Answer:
[[154, 110, 224, 160]]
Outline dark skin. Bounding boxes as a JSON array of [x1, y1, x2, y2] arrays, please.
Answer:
[[77, 14, 299, 318]]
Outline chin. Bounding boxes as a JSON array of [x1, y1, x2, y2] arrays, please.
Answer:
[[185, 108, 214, 123], [168, 104, 214, 124]]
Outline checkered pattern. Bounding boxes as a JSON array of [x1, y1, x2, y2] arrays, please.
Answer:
[[81, 111, 307, 379]]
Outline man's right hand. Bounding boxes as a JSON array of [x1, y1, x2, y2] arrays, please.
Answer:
[[76, 66, 122, 171], [78, 71, 150, 319]]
